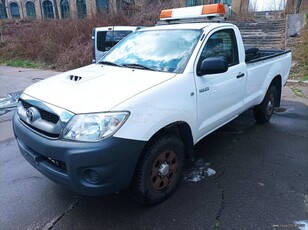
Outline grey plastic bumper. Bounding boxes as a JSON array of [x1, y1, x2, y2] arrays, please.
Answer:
[[13, 112, 146, 196]]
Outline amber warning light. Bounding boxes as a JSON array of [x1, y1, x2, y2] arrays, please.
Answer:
[[160, 3, 226, 20]]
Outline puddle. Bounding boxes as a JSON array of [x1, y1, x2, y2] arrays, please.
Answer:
[[32, 78, 45, 83], [274, 106, 295, 114], [274, 107, 288, 113], [183, 158, 216, 182], [294, 220, 308, 230], [218, 129, 244, 135]]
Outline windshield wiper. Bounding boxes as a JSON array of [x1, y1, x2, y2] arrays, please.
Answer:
[[122, 63, 156, 71], [98, 61, 123, 67]]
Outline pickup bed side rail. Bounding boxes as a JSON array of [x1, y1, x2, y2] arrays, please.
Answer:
[[246, 49, 291, 63]]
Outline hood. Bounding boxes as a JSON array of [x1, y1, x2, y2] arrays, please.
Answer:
[[24, 64, 176, 114]]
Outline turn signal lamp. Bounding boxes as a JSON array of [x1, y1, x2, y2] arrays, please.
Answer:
[[160, 4, 226, 20]]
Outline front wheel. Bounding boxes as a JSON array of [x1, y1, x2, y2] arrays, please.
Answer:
[[253, 86, 277, 124], [130, 134, 184, 205]]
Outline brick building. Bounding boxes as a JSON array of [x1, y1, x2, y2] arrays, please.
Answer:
[[0, 0, 246, 20]]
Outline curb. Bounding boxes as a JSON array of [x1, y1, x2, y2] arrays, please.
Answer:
[[286, 79, 308, 84]]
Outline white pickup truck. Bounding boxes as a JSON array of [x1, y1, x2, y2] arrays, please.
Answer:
[[13, 4, 291, 205]]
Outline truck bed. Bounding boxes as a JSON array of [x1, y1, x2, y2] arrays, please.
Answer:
[[242, 46, 292, 112], [245, 47, 291, 63]]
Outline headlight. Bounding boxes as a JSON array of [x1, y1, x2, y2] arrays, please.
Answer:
[[63, 112, 129, 142]]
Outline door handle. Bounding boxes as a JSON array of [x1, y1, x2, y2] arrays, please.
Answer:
[[237, 73, 245, 79]]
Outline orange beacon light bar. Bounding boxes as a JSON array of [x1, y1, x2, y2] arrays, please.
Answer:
[[160, 3, 226, 20]]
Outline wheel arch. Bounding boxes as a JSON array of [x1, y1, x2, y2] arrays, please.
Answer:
[[129, 122, 190, 205], [270, 75, 282, 107], [164, 121, 195, 160], [138, 121, 195, 163]]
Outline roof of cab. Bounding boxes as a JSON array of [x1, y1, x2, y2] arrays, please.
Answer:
[[139, 22, 232, 31], [137, 4, 231, 32]]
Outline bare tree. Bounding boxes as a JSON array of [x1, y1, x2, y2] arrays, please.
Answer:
[[294, 0, 302, 13], [262, 0, 287, 11], [249, 0, 258, 12]]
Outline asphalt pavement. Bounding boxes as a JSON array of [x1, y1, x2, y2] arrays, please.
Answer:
[[0, 66, 307, 230], [0, 66, 60, 141]]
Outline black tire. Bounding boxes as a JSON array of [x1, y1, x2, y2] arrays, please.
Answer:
[[130, 134, 184, 206], [253, 86, 277, 124]]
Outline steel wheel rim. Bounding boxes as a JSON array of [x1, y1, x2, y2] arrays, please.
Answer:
[[266, 93, 275, 116], [150, 150, 178, 192]]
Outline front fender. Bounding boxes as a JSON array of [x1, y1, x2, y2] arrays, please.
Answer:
[[113, 73, 197, 142]]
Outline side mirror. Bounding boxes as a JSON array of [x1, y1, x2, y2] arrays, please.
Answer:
[[198, 56, 228, 76]]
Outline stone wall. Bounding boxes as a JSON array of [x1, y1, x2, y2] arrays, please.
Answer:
[[286, 13, 307, 37], [285, 13, 307, 48], [233, 13, 307, 50], [233, 19, 287, 49]]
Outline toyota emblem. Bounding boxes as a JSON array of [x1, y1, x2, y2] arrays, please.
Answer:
[[26, 107, 37, 123]]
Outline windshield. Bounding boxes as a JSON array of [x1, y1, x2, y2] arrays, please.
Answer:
[[99, 29, 202, 73]]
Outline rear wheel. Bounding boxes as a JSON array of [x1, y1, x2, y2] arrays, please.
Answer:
[[253, 86, 277, 124], [130, 134, 184, 205]]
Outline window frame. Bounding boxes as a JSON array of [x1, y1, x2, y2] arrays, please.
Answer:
[[60, 0, 70, 18], [42, 0, 54, 19], [77, 0, 87, 19], [25, 1, 36, 19], [10, 2, 20, 18], [0, 0, 8, 19], [96, 0, 108, 13], [196, 28, 239, 75]]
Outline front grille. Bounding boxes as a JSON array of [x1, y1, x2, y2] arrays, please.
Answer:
[[22, 100, 31, 109], [19, 119, 60, 138], [39, 110, 59, 124], [21, 100, 59, 124]]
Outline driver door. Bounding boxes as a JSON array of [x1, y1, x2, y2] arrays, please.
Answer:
[[195, 28, 246, 140]]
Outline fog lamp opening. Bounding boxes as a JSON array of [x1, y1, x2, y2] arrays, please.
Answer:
[[83, 169, 100, 184]]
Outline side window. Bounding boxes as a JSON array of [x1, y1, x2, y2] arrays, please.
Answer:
[[197, 29, 239, 74]]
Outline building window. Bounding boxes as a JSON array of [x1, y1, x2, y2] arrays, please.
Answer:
[[116, 0, 122, 10], [60, 0, 70, 18], [116, 0, 132, 11], [96, 0, 108, 12], [0, 0, 7, 19], [42, 0, 54, 18], [77, 0, 86, 18], [10, 2, 20, 18], [26, 1, 36, 18]]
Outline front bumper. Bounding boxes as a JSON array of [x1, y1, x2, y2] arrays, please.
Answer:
[[13, 112, 146, 196]]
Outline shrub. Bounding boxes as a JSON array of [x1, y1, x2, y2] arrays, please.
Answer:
[[0, 7, 163, 71], [290, 26, 308, 81], [0, 2, 182, 70]]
